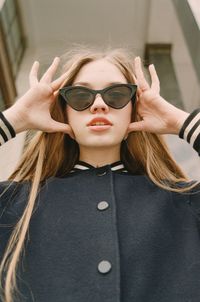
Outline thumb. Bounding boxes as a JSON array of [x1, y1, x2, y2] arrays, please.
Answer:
[[49, 121, 75, 139], [127, 121, 146, 133]]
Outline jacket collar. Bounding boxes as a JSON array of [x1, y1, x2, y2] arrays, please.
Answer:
[[70, 160, 128, 174]]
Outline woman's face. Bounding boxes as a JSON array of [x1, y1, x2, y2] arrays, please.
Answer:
[[66, 59, 133, 148]]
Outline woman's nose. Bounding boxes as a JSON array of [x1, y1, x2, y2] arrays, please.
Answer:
[[89, 93, 109, 113]]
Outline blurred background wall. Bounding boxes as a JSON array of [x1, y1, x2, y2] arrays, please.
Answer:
[[0, 0, 199, 180]]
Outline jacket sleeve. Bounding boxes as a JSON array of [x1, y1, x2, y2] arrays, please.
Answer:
[[187, 183, 200, 228], [0, 111, 16, 146], [171, 182, 200, 230], [0, 181, 30, 256], [0, 181, 30, 223], [179, 108, 200, 156]]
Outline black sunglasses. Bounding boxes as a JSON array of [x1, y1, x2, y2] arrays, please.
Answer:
[[59, 83, 137, 111]]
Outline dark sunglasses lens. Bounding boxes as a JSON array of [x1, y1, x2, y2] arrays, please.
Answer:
[[65, 88, 93, 110], [104, 86, 133, 108]]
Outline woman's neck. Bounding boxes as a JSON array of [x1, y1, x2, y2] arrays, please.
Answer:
[[79, 145, 121, 167]]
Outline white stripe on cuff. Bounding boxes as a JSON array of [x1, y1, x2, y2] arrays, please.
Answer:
[[0, 134, 5, 145], [190, 124, 200, 147], [0, 120, 12, 140], [183, 112, 200, 141]]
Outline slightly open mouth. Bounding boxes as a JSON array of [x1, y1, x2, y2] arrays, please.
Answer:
[[88, 125, 112, 131]]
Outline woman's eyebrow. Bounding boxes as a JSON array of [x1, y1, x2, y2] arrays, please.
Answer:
[[73, 82, 125, 87]]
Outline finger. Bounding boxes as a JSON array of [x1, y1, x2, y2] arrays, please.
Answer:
[[134, 57, 150, 91], [40, 57, 60, 83], [127, 120, 146, 133], [136, 86, 142, 97], [53, 90, 59, 98], [149, 64, 160, 94], [49, 121, 75, 139], [51, 70, 70, 91], [29, 61, 39, 87], [131, 72, 138, 85]]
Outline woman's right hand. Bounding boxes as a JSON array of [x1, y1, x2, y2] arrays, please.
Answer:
[[3, 57, 75, 139]]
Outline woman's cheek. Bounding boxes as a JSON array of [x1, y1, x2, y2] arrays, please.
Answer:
[[72, 124, 86, 140]]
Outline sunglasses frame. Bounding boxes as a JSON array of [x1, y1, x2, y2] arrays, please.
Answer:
[[59, 83, 137, 111]]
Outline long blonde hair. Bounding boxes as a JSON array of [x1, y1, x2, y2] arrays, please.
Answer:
[[0, 44, 199, 302]]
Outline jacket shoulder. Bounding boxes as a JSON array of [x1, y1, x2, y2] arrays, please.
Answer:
[[0, 180, 31, 216], [187, 182, 200, 219], [170, 181, 200, 222]]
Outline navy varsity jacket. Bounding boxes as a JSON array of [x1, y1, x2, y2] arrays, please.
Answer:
[[0, 109, 200, 302]]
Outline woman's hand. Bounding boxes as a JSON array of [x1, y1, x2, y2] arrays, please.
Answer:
[[3, 57, 75, 139], [127, 56, 189, 136]]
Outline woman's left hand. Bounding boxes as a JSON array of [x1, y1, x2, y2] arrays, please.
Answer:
[[127, 56, 189, 136]]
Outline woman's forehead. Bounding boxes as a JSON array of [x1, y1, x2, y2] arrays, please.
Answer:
[[73, 59, 127, 85]]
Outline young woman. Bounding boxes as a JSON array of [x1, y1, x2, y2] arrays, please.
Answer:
[[0, 46, 200, 302]]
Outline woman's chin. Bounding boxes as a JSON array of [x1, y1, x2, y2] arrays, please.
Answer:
[[78, 138, 122, 148]]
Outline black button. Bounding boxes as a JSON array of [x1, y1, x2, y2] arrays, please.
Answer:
[[96, 166, 108, 176]]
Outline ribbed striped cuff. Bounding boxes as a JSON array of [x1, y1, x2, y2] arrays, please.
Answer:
[[0, 112, 16, 146], [178, 108, 200, 155]]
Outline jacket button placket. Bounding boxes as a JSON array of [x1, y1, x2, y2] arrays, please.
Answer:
[[97, 199, 111, 275], [95, 166, 121, 301]]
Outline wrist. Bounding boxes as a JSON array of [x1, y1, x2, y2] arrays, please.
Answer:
[[169, 109, 190, 135], [3, 106, 28, 134]]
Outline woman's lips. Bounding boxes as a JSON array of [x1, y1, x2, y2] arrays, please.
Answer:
[[87, 117, 112, 127], [87, 125, 112, 131]]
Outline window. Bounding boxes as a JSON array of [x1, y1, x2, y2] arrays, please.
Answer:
[[0, 0, 26, 109]]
